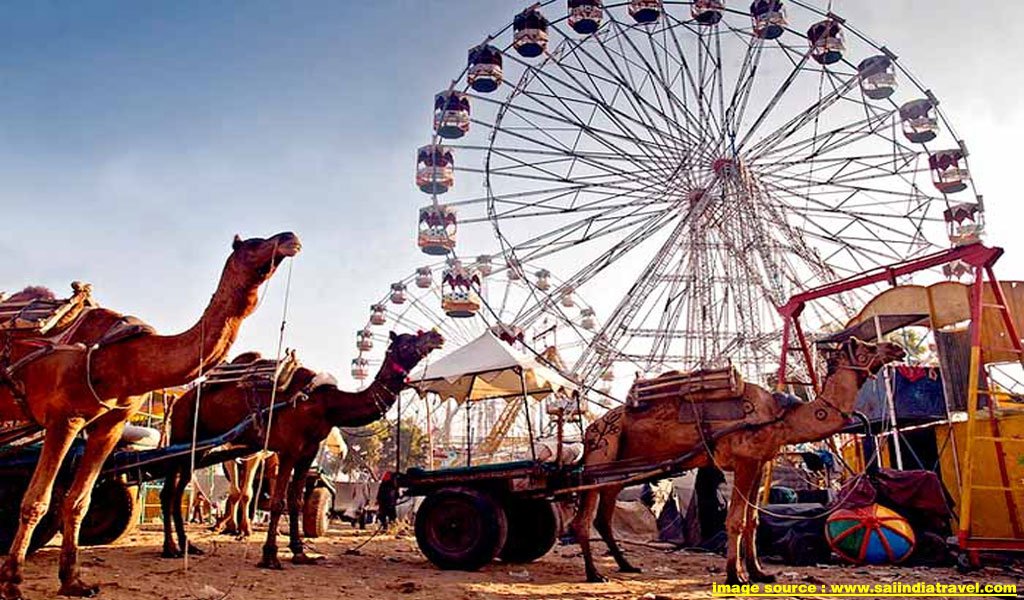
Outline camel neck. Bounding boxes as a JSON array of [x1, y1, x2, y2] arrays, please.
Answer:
[[91, 260, 264, 396], [324, 361, 406, 428], [781, 366, 864, 445]]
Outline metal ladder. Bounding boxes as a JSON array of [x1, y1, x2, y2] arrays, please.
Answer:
[[958, 264, 1024, 560]]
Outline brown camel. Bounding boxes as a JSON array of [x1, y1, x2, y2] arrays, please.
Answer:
[[570, 337, 905, 584], [0, 231, 301, 600], [161, 329, 444, 567]]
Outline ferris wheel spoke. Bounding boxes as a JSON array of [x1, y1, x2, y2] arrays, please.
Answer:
[[756, 178, 931, 266], [721, 34, 765, 144], [570, 21, 706, 157], [598, 17, 714, 156], [748, 183, 896, 282], [751, 106, 901, 165], [477, 186, 674, 229], [472, 91, 684, 160], [482, 143, 677, 184], [506, 46, 685, 167], [658, 14, 721, 146], [520, 71, 679, 165], [506, 206, 670, 261], [493, 88, 674, 175], [455, 179, 679, 229], [758, 169, 937, 208], [602, 20, 671, 140], [532, 53, 686, 165], [668, 16, 726, 145], [572, 207, 700, 379], [733, 41, 818, 153], [743, 74, 861, 160], [511, 208, 684, 327], [758, 157, 929, 196]]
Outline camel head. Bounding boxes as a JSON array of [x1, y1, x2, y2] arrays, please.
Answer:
[[825, 336, 906, 384], [225, 231, 302, 288], [383, 329, 445, 377]]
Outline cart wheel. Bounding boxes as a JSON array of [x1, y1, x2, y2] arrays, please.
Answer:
[[80, 479, 139, 546], [415, 486, 508, 571], [303, 487, 332, 538], [499, 498, 557, 564], [0, 476, 61, 554]]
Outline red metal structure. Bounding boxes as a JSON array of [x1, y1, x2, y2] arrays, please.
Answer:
[[775, 242, 1024, 561]]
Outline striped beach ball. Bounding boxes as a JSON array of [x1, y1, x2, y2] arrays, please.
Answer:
[[825, 504, 916, 565]]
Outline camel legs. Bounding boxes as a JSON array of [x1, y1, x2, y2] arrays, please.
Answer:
[[58, 411, 129, 597], [257, 454, 296, 570], [173, 468, 203, 556], [725, 460, 761, 585], [286, 453, 319, 564], [594, 485, 640, 574], [234, 457, 261, 539], [210, 461, 240, 535], [160, 464, 203, 558], [0, 419, 83, 600], [160, 467, 183, 557], [741, 463, 774, 583], [569, 489, 604, 583]]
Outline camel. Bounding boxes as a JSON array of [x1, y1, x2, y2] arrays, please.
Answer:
[[570, 337, 905, 584], [0, 231, 301, 600], [161, 329, 444, 568]]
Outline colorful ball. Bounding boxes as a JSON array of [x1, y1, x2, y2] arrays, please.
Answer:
[[825, 504, 916, 565]]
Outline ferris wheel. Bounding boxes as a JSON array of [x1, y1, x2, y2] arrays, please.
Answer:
[[350, 257, 602, 388], [412, 0, 985, 387]]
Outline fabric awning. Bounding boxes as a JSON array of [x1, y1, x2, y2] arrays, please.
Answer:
[[407, 330, 577, 403]]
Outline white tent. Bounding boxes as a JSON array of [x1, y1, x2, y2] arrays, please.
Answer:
[[407, 330, 577, 403]]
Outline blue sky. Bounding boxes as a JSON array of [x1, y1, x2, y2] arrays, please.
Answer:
[[2, 1, 1023, 385]]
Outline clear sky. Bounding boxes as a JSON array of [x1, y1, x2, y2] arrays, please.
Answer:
[[2, 1, 1023, 385]]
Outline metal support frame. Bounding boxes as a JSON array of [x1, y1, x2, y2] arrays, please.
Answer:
[[774, 242, 1024, 558], [958, 264, 1024, 555]]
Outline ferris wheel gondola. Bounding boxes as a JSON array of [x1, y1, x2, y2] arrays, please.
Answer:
[[407, 0, 985, 388]]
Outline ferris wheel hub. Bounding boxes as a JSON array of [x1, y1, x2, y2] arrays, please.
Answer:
[[711, 158, 739, 177]]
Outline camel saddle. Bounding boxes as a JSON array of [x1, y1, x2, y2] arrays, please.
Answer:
[[627, 366, 750, 423], [627, 366, 744, 406], [0, 282, 96, 335], [202, 349, 300, 392]]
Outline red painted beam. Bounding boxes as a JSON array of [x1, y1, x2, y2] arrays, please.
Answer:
[[777, 243, 1003, 318]]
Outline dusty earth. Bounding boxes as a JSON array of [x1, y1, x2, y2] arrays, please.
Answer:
[[12, 524, 1022, 600]]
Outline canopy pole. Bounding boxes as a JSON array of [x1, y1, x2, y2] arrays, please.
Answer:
[[396, 392, 402, 474], [875, 315, 903, 470], [465, 401, 471, 467], [520, 367, 537, 462], [426, 393, 435, 470]]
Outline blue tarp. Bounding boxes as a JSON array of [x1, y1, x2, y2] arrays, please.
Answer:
[[854, 365, 947, 426]]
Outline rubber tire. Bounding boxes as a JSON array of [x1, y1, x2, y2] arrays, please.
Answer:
[[302, 487, 332, 538], [498, 498, 557, 563], [415, 486, 508, 571], [0, 476, 61, 555], [80, 479, 139, 547]]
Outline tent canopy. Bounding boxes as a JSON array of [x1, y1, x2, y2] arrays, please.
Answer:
[[843, 280, 1024, 364], [407, 330, 577, 403]]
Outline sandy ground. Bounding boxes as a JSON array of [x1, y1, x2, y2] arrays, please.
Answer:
[[12, 523, 1022, 600]]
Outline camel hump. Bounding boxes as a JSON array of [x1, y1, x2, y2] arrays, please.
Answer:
[[230, 351, 263, 364], [8, 286, 56, 302], [0, 282, 95, 335]]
